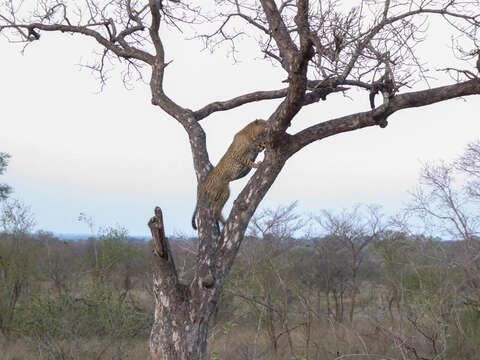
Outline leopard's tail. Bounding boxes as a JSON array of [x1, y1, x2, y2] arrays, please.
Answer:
[[191, 204, 198, 230]]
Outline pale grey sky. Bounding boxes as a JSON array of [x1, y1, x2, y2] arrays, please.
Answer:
[[1, 23, 479, 237]]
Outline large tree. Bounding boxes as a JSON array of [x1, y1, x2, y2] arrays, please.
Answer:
[[2, 1, 480, 359]]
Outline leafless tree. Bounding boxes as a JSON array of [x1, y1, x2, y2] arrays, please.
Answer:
[[313, 233, 350, 322], [409, 141, 480, 318], [228, 202, 305, 358], [371, 229, 410, 325], [2, 1, 480, 358], [316, 205, 383, 323], [36, 231, 75, 295], [456, 139, 480, 199]]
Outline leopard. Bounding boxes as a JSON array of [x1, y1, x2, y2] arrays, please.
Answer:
[[191, 119, 268, 230], [231, 138, 267, 180]]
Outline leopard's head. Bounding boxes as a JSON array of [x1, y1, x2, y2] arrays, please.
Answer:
[[246, 119, 268, 139]]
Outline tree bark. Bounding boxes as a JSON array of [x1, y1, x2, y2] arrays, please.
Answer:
[[149, 207, 212, 359], [3, 1, 480, 359]]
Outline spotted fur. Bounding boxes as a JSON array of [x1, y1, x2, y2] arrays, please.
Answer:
[[192, 119, 268, 230]]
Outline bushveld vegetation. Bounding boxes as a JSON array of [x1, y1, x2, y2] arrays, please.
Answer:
[[1, 142, 480, 360], [2, 0, 480, 357]]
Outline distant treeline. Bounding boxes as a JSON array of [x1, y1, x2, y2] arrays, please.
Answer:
[[1, 205, 479, 359], [2, 141, 480, 359]]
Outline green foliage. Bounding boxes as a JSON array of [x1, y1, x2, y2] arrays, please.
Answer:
[[99, 226, 141, 270], [14, 286, 151, 340], [0, 153, 10, 174], [2, 201, 480, 360], [209, 350, 221, 360], [0, 230, 42, 334], [0, 199, 36, 234], [0, 152, 12, 201], [459, 308, 480, 336], [401, 265, 450, 299], [0, 208, 152, 358]]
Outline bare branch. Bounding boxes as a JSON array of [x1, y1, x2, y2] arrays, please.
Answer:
[[289, 78, 480, 154], [258, 0, 298, 71]]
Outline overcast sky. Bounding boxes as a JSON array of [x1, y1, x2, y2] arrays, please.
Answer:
[[1, 20, 479, 237]]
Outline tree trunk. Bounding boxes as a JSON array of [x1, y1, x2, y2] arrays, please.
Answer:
[[148, 207, 217, 360], [304, 311, 311, 360], [148, 140, 287, 359], [326, 288, 331, 317], [333, 290, 342, 322], [148, 207, 230, 360], [349, 279, 357, 324], [340, 291, 344, 323], [388, 295, 395, 326], [150, 305, 210, 360], [266, 305, 279, 358]]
